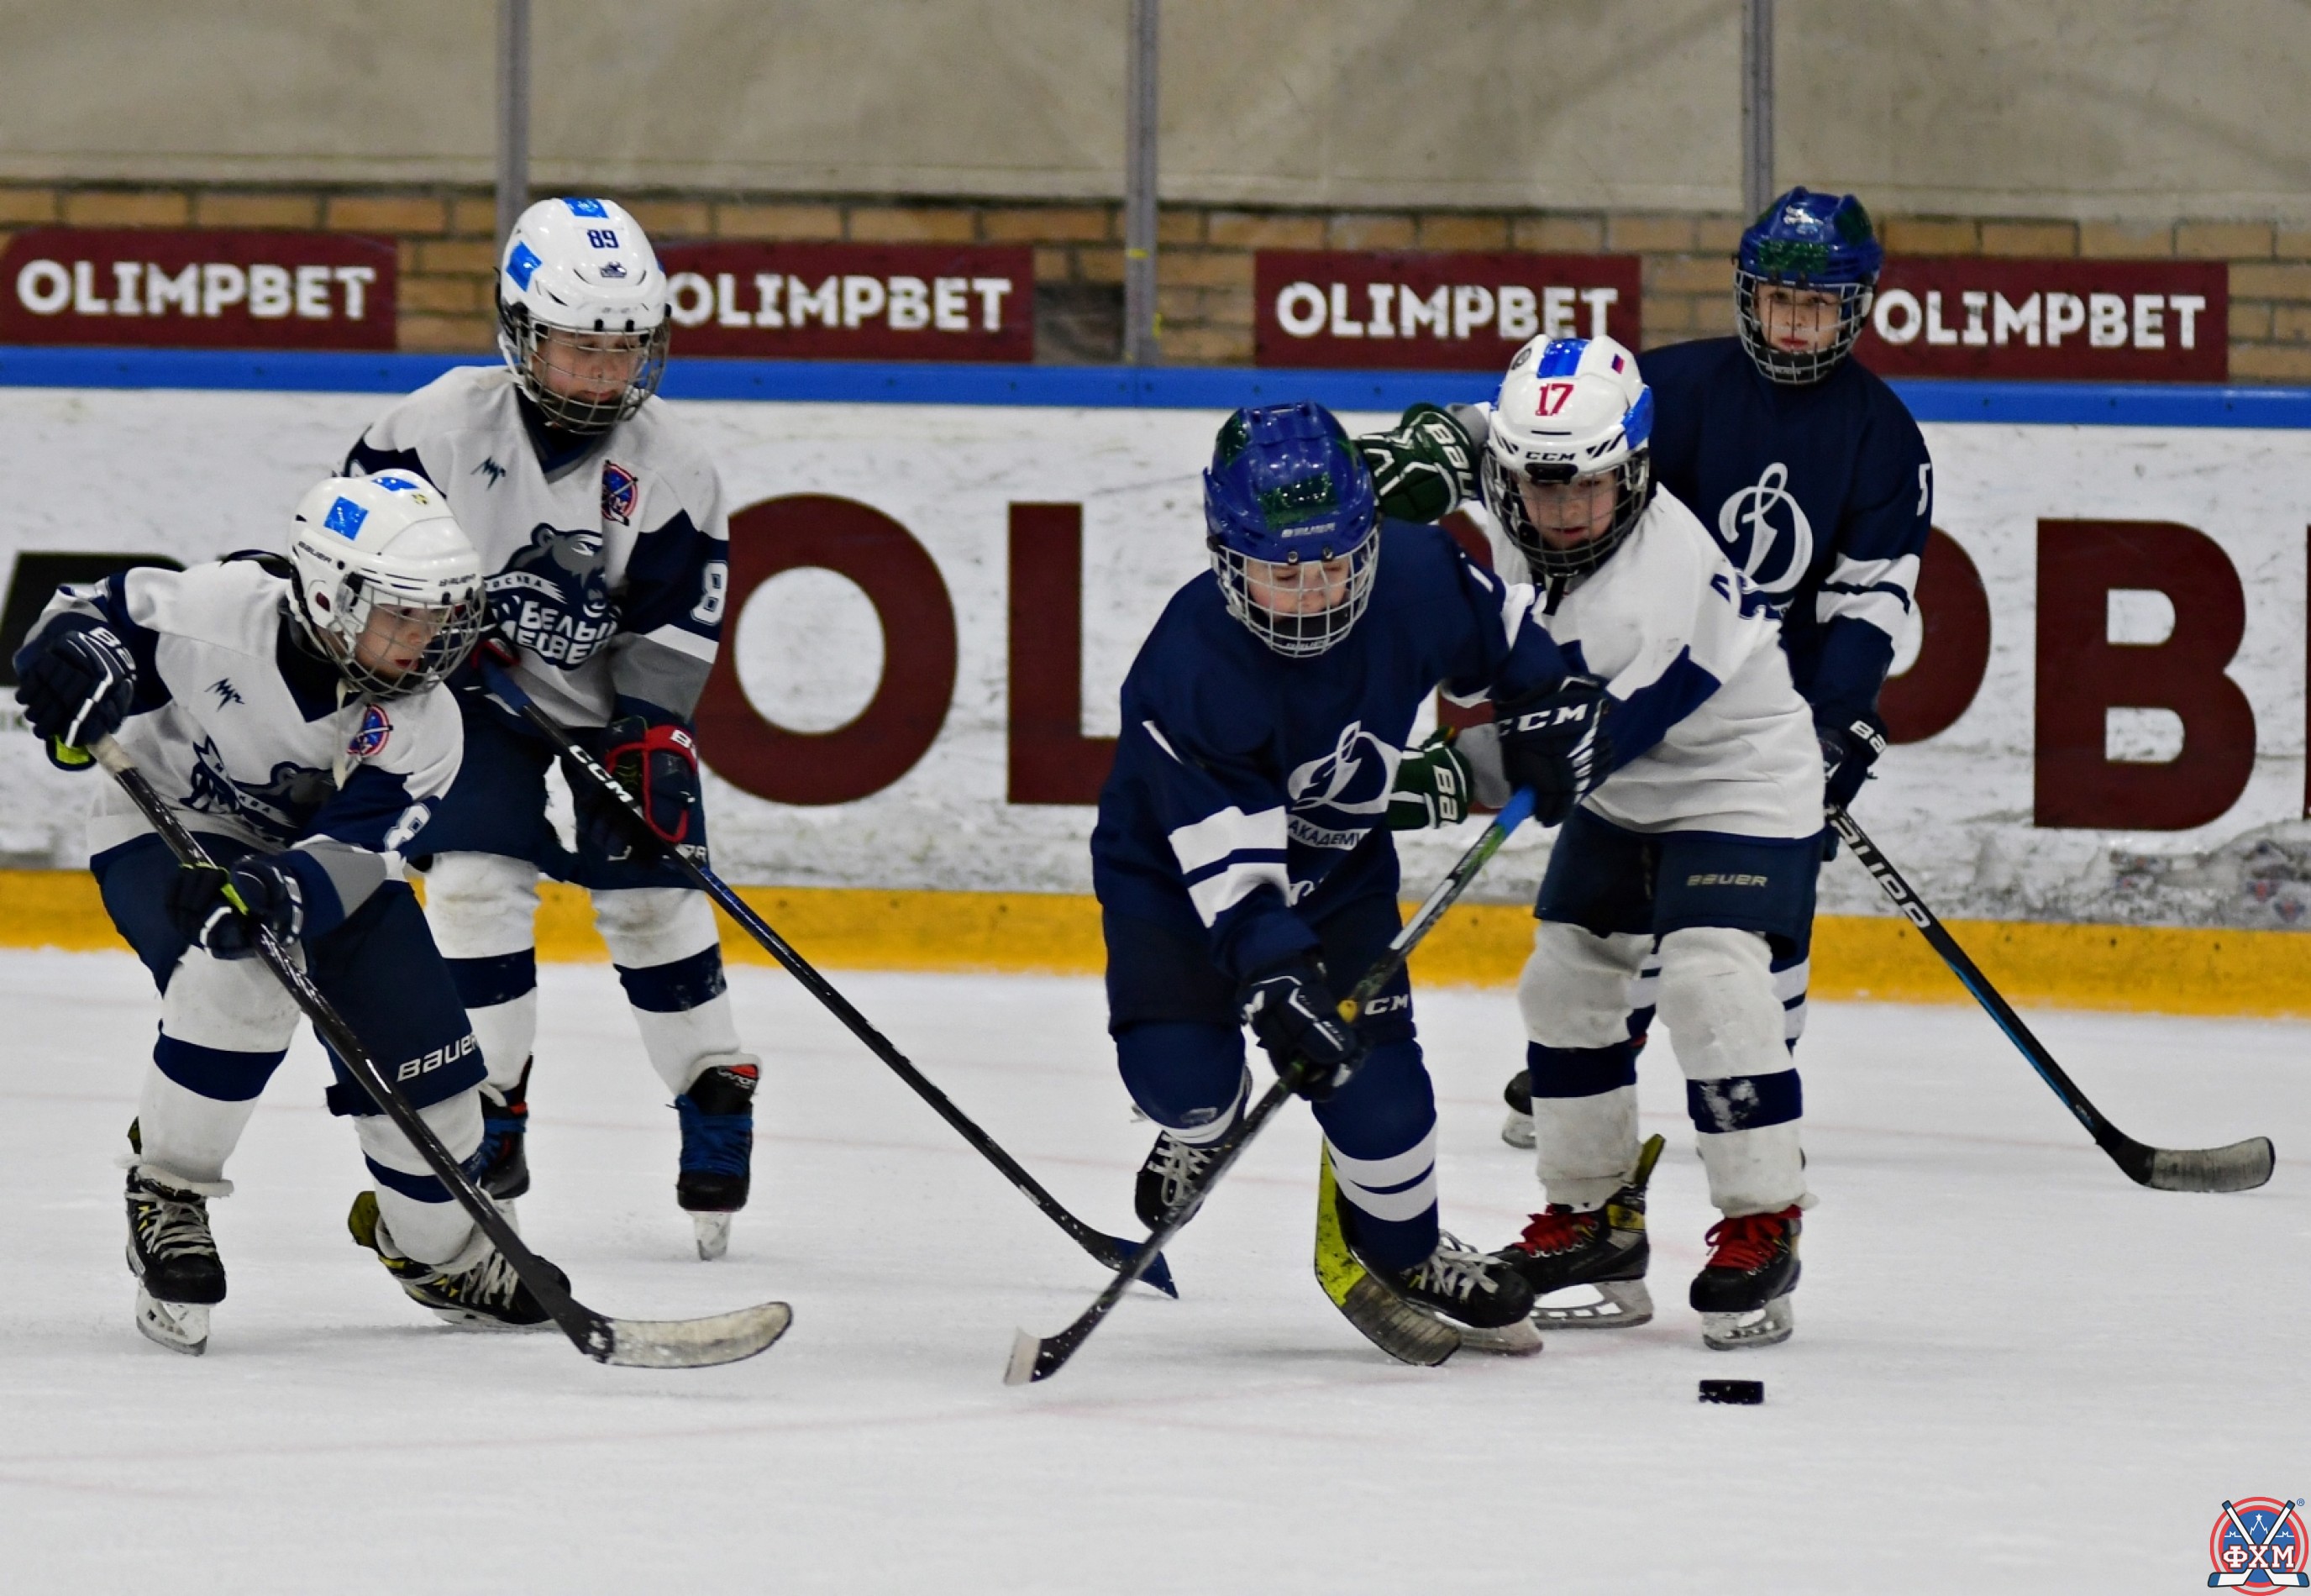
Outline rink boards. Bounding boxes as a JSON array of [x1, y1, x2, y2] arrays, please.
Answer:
[[1, 354, 2309, 1011]]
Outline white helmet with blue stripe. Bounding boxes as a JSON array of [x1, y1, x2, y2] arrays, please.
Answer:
[[496, 196, 670, 434], [286, 471, 486, 699], [1482, 334, 1655, 579]]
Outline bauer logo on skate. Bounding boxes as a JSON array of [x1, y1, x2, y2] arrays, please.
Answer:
[[2209, 1499, 2308, 1590]]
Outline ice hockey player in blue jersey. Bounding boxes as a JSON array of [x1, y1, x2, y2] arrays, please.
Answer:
[[343, 197, 759, 1262], [12, 471, 566, 1354], [1356, 187, 1930, 1152], [1443, 336, 1825, 1350], [1091, 402, 1566, 1344]]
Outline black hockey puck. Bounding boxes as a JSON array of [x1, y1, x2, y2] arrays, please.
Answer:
[[1699, 1378, 1764, 1405]]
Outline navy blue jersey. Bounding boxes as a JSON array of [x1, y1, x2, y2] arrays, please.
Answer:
[[1641, 338, 1932, 730], [1093, 522, 1566, 985]]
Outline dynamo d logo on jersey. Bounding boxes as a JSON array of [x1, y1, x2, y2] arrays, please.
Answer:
[[346, 703, 391, 760], [1284, 722, 1400, 848], [2210, 1499, 2308, 1589], [1715, 461, 1814, 596]]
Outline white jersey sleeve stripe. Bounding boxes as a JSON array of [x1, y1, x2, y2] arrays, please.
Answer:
[[1169, 804, 1287, 876], [1185, 858, 1292, 927]]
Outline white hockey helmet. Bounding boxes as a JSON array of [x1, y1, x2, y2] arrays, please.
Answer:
[[287, 471, 486, 700], [496, 196, 670, 435], [1482, 334, 1656, 579]]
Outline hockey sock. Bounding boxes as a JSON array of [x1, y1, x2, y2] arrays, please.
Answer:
[[1115, 1021, 1247, 1141], [356, 1090, 485, 1267], [1314, 1038, 1439, 1272], [1657, 927, 1809, 1213], [1528, 1040, 1641, 1210], [423, 853, 546, 1091], [596, 889, 748, 1094]]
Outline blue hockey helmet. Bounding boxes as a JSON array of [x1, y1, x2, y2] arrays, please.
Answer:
[[1735, 186, 1883, 385], [1202, 402, 1380, 658]]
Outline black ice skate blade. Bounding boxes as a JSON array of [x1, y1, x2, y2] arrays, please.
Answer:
[[1699, 1378, 1764, 1404]]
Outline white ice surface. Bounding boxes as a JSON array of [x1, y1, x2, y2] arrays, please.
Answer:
[[2, 948, 2303, 1593]]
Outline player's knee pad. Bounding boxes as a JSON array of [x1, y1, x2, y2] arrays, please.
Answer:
[[359, 1086, 484, 1184], [1655, 926, 1789, 1084], [1115, 1021, 1247, 1142], [160, 948, 299, 1057], [1518, 922, 1651, 1048], [1310, 1037, 1434, 1163], [421, 853, 540, 959], [594, 887, 718, 971]]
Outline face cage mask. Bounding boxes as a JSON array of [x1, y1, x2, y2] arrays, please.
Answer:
[[499, 305, 670, 435], [1485, 449, 1653, 581], [1210, 536, 1380, 658], [1735, 270, 1872, 386], [307, 577, 487, 701]]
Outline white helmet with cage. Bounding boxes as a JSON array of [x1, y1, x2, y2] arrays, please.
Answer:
[[287, 471, 486, 700], [1481, 334, 1655, 580], [496, 196, 670, 434]]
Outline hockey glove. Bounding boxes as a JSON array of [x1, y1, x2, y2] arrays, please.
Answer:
[[1387, 727, 1475, 830], [16, 622, 135, 767], [1356, 404, 1482, 524], [1817, 711, 1888, 812], [168, 855, 307, 961], [575, 713, 704, 863], [1238, 956, 1366, 1101], [1497, 678, 1615, 827]]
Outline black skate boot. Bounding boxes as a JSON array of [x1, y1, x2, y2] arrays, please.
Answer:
[[1134, 1129, 1218, 1230], [126, 1163, 227, 1357], [1500, 1068, 1535, 1148], [1358, 1232, 1540, 1354], [1690, 1205, 1804, 1350], [347, 1189, 563, 1329], [474, 1058, 532, 1204], [1495, 1133, 1663, 1329], [676, 1058, 759, 1261]]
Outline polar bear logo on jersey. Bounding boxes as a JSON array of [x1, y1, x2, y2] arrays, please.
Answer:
[[183, 737, 335, 842]]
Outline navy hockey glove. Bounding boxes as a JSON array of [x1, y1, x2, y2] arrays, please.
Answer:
[[575, 713, 704, 863], [167, 856, 307, 961], [1387, 727, 1474, 831], [1497, 678, 1615, 827], [1238, 957, 1366, 1100], [16, 622, 135, 768], [1817, 711, 1888, 812], [1355, 404, 1482, 524]]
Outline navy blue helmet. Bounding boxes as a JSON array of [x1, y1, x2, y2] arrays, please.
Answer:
[[1203, 402, 1380, 657], [1735, 186, 1883, 385]]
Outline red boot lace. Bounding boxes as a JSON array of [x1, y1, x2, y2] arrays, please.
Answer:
[[1701, 1206, 1800, 1273], [1511, 1205, 1597, 1258]]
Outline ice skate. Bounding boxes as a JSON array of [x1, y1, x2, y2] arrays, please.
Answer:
[[1500, 1068, 1535, 1148], [1356, 1231, 1541, 1355], [347, 1190, 562, 1329], [676, 1060, 758, 1261], [1496, 1133, 1663, 1329], [1134, 1128, 1218, 1230], [1691, 1205, 1802, 1350], [474, 1058, 532, 1204], [125, 1168, 226, 1357]]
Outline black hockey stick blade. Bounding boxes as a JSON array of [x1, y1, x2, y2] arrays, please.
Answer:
[[89, 738, 794, 1368], [2108, 1132, 2276, 1194], [1006, 790, 1540, 1385], [1830, 807, 2275, 1194], [474, 655, 1176, 1298], [1007, 1078, 1295, 1386]]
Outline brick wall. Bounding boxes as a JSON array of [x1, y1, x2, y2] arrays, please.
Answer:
[[1, 181, 2306, 381]]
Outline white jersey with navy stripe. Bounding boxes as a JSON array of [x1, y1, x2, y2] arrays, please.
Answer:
[[1483, 488, 1824, 840], [34, 559, 462, 902], [345, 365, 728, 729]]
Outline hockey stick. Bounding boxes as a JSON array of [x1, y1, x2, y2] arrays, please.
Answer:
[[1005, 787, 1540, 1385], [473, 654, 1175, 1298], [1830, 806, 2274, 1193], [87, 735, 792, 1368]]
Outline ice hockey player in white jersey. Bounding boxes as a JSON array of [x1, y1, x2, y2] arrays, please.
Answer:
[[1463, 337, 1826, 1350], [11, 471, 567, 1353], [343, 197, 759, 1261]]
